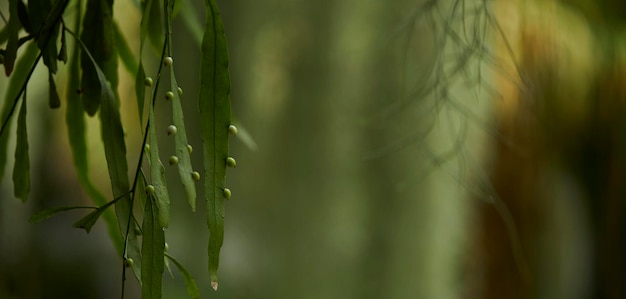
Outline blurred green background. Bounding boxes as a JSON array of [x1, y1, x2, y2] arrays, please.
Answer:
[[1, 0, 625, 298]]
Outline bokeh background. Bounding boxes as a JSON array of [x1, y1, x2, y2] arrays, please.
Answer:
[[1, 0, 625, 298]]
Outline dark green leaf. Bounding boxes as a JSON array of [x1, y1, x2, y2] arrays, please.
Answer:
[[170, 67, 197, 211], [16, 0, 32, 34], [36, 0, 68, 75], [69, 30, 138, 278], [148, 103, 171, 228], [141, 195, 165, 299], [0, 26, 8, 45], [29, 206, 98, 223], [165, 252, 200, 299], [113, 21, 138, 76], [72, 197, 118, 233], [135, 64, 147, 124], [80, 0, 117, 116], [145, 0, 164, 53], [0, 42, 38, 182], [48, 71, 60, 109], [58, 27, 67, 63], [65, 8, 123, 255], [13, 92, 29, 201], [200, 0, 232, 288], [4, 0, 23, 75]]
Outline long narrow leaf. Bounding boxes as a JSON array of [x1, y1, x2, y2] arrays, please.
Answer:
[[0, 43, 39, 182], [30, 206, 98, 224], [165, 252, 200, 299], [65, 3, 124, 255], [166, 0, 197, 212], [80, 0, 117, 116], [68, 29, 141, 280], [4, 0, 22, 75], [12, 93, 29, 201], [141, 195, 165, 299], [148, 104, 171, 228], [199, 0, 232, 289]]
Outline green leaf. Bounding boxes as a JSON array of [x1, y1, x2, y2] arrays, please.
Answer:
[[135, 64, 147, 124], [65, 5, 123, 255], [48, 71, 60, 109], [0, 42, 39, 182], [29, 206, 98, 224], [72, 197, 118, 233], [165, 252, 200, 299], [141, 195, 165, 299], [16, 0, 32, 34], [164, 254, 174, 279], [169, 59, 197, 211], [80, 0, 117, 116], [148, 102, 171, 228], [113, 21, 138, 76], [58, 27, 67, 63], [145, 0, 164, 53], [35, 0, 68, 75], [12, 92, 29, 201], [199, 0, 232, 288], [4, 0, 23, 75], [68, 29, 139, 279]]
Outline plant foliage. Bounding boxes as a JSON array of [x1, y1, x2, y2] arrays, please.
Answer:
[[0, 0, 236, 297]]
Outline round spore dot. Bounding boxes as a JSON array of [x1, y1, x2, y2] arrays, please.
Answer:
[[167, 125, 177, 136], [163, 56, 173, 66], [191, 171, 201, 181], [228, 125, 238, 136], [144, 77, 153, 87], [165, 91, 174, 101], [226, 157, 236, 167]]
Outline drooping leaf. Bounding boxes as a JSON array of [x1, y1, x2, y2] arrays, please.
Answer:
[[165, 252, 200, 299], [135, 0, 155, 125], [4, 0, 23, 75], [12, 92, 29, 201], [80, 0, 117, 116], [58, 27, 67, 63], [0, 43, 39, 182], [48, 71, 60, 108], [16, 0, 32, 34], [113, 21, 138, 76], [34, 0, 68, 75], [135, 64, 147, 124], [141, 195, 165, 299], [145, 0, 164, 53], [73, 196, 118, 233], [65, 7, 123, 254], [170, 72, 197, 211], [69, 29, 139, 280], [199, 0, 232, 288], [29, 206, 97, 224], [148, 103, 171, 228]]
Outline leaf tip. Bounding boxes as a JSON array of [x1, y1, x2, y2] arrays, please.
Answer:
[[211, 281, 218, 291]]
